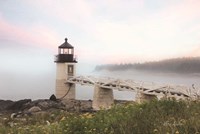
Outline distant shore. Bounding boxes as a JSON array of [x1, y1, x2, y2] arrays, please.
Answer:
[[95, 57, 200, 74]]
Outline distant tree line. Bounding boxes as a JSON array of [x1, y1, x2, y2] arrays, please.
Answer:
[[95, 57, 200, 74]]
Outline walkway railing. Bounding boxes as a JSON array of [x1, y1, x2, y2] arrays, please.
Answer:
[[67, 75, 200, 100]]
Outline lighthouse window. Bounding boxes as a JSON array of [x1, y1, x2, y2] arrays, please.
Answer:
[[60, 48, 66, 54], [60, 49, 63, 54], [68, 65, 74, 75], [64, 49, 68, 54], [59, 48, 73, 54], [69, 49, 72, 54]]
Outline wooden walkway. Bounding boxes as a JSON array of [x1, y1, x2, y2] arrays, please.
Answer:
[[66, 76, 200, 100]]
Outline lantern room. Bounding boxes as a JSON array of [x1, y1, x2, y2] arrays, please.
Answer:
[[54, 38, 77, 63]]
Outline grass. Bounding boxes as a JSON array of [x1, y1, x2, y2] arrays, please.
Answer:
[[0, 99, 200, 134]]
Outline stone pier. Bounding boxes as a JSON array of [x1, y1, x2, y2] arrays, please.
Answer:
[[92, 85, 114, 110], [138, 93, 157, 103]]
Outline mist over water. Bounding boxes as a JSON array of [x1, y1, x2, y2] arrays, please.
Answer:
[[0, 69, 55, 100], [93, 70, 200, 87], [1, 63, 200, 101], [0, 44, 56, 100]]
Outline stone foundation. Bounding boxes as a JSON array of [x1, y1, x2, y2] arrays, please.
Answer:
[[92, 85, 114, 110], [56, 79, 75, 100], [138, 93, 157, 103]]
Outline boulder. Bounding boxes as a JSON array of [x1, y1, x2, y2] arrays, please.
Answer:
[[79, 100, 93, 112], [10, 112, 23, 119], [0, 100, 14, 111], [61, 99, 76, 111], [0, 99, 97, 114], [38, 100, 65, 110], [6, 99, 32, 111], [49, 94, 57, 101], [38, 101, 49, 109], [10, 113, 17, 119], [28, 106, 41, 113]]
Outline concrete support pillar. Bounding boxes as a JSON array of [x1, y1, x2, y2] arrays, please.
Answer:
[[92, 85, 114, 110], [138, 93, 157, 103]]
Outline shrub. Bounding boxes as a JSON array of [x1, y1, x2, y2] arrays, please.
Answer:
[[0, 100, 200, 134]]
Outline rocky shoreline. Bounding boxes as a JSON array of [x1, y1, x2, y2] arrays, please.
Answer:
[[0, 99, 92, 114], [0, 96, 133, 118]]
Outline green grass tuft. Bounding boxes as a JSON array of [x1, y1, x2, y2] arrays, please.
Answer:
[[0, 99, 200, 134]]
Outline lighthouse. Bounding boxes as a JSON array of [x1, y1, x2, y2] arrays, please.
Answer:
[[54, 38, 77, 100]]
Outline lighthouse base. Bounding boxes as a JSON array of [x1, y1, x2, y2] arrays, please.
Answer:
[[56, 79, 75, 100]]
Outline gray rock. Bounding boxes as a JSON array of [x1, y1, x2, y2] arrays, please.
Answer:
[[61, 99, 76, 111], [49, 94, 57, 101], [79, 100, 93, 112], [0, 99, 105, 114], [0, 100, 14, 111], [6, 99, 32, 111], [10, 112, 24, 118], [38, 101, 49, 109], [10, 113, 17, 119], [38, 100, 65, 110], [28, 106, 41, 113]]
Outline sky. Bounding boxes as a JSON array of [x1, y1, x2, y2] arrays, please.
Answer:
[[0, 0, 200, 100]]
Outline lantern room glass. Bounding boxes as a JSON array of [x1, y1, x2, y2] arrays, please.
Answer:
[[59, 48, 74, 54]]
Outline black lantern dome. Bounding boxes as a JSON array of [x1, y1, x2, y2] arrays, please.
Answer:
[[59, 38, 74, 48], [55, 38, 77, 63]]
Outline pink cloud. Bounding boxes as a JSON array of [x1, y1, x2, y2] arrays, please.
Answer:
[[25, 0, 93, 28], [6, 0, 198, 63], [0, 15, 60, 52], [152, 0, 200, 27], [187, 46, 200, 57]]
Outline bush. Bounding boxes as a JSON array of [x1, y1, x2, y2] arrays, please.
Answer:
[[0, 100, 200, 134]]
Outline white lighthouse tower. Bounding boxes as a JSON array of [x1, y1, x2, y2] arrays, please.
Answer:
[[54, 38, 77, 100]]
